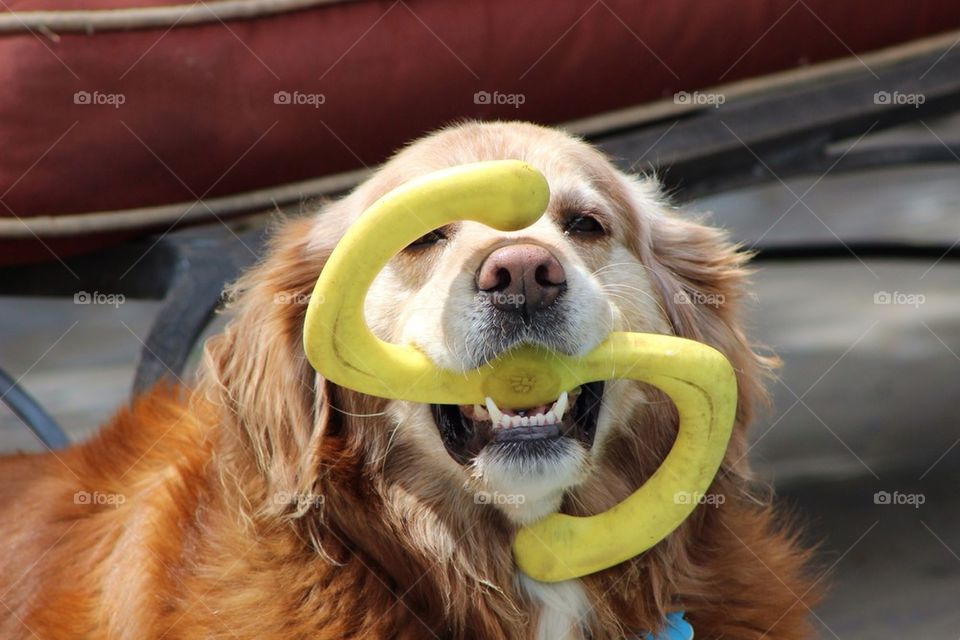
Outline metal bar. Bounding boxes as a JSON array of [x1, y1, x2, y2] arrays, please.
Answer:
[[0, 367, 69, 449]]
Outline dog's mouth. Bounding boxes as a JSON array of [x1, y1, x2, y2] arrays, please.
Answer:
[[431, 382, 605, 464]]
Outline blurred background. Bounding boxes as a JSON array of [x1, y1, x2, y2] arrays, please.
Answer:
[[2, 1, 959, 636]]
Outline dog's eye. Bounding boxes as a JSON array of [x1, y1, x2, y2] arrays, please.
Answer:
[[563, 214, 605, 236], [405, 228, 447, 250]]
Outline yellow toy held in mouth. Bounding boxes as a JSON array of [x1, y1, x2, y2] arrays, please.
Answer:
[[303, 160, 737, 583]]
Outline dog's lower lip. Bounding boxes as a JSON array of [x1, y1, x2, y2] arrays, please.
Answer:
[[430, 382, 604, 465], [493, 423, 561, 442]]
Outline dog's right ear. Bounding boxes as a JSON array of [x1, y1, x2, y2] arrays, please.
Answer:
[[200, 206, 350, 515], [614, 173, 778, 449]]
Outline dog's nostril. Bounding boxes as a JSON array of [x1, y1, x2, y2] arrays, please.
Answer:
[[488, 267, 511, 292], [535, 262, 565, 288], [477, 260, 509, 292]]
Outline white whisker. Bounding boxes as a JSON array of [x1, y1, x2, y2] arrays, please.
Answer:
[[330, 406, 388, 418]]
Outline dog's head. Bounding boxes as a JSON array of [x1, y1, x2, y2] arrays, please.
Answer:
[[348, 122, 770, 525], [204, 119, 772, 558]]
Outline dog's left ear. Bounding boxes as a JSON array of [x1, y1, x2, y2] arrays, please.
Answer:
[[616, 174, 778, 438], [200, 209, 348, 515]]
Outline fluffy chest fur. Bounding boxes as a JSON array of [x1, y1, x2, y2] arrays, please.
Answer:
[[520, 575, 592, 640]]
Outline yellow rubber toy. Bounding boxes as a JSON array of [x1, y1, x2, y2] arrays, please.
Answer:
[[303, 160, 737, 583]]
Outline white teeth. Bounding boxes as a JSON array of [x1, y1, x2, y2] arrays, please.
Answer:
[[473, 404, 489, 420], [485, 391, 573, 429], [485, 397, 502, 424], [552, 391, 568, 419]]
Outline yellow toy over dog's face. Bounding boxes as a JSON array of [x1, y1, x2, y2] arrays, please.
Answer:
[[304, 125, 742, 582]]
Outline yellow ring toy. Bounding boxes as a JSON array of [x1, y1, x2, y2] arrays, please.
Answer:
[[303, 160, 736, 583]]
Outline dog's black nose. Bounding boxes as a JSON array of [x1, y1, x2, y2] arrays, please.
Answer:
[[476, 244, 566, 317]]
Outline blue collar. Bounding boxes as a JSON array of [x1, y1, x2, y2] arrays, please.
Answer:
[[644, 611, 693, 640]]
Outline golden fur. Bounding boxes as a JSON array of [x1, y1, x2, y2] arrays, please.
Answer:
[[0, 122, 819, 639]]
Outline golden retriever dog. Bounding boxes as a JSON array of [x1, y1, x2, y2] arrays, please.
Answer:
[[0, 121, 818, 639]]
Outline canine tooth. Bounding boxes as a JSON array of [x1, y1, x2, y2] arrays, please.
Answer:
[[553, 391, 569, 419], [485, 397, 503, 424], [473, 404, 489, 420]]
